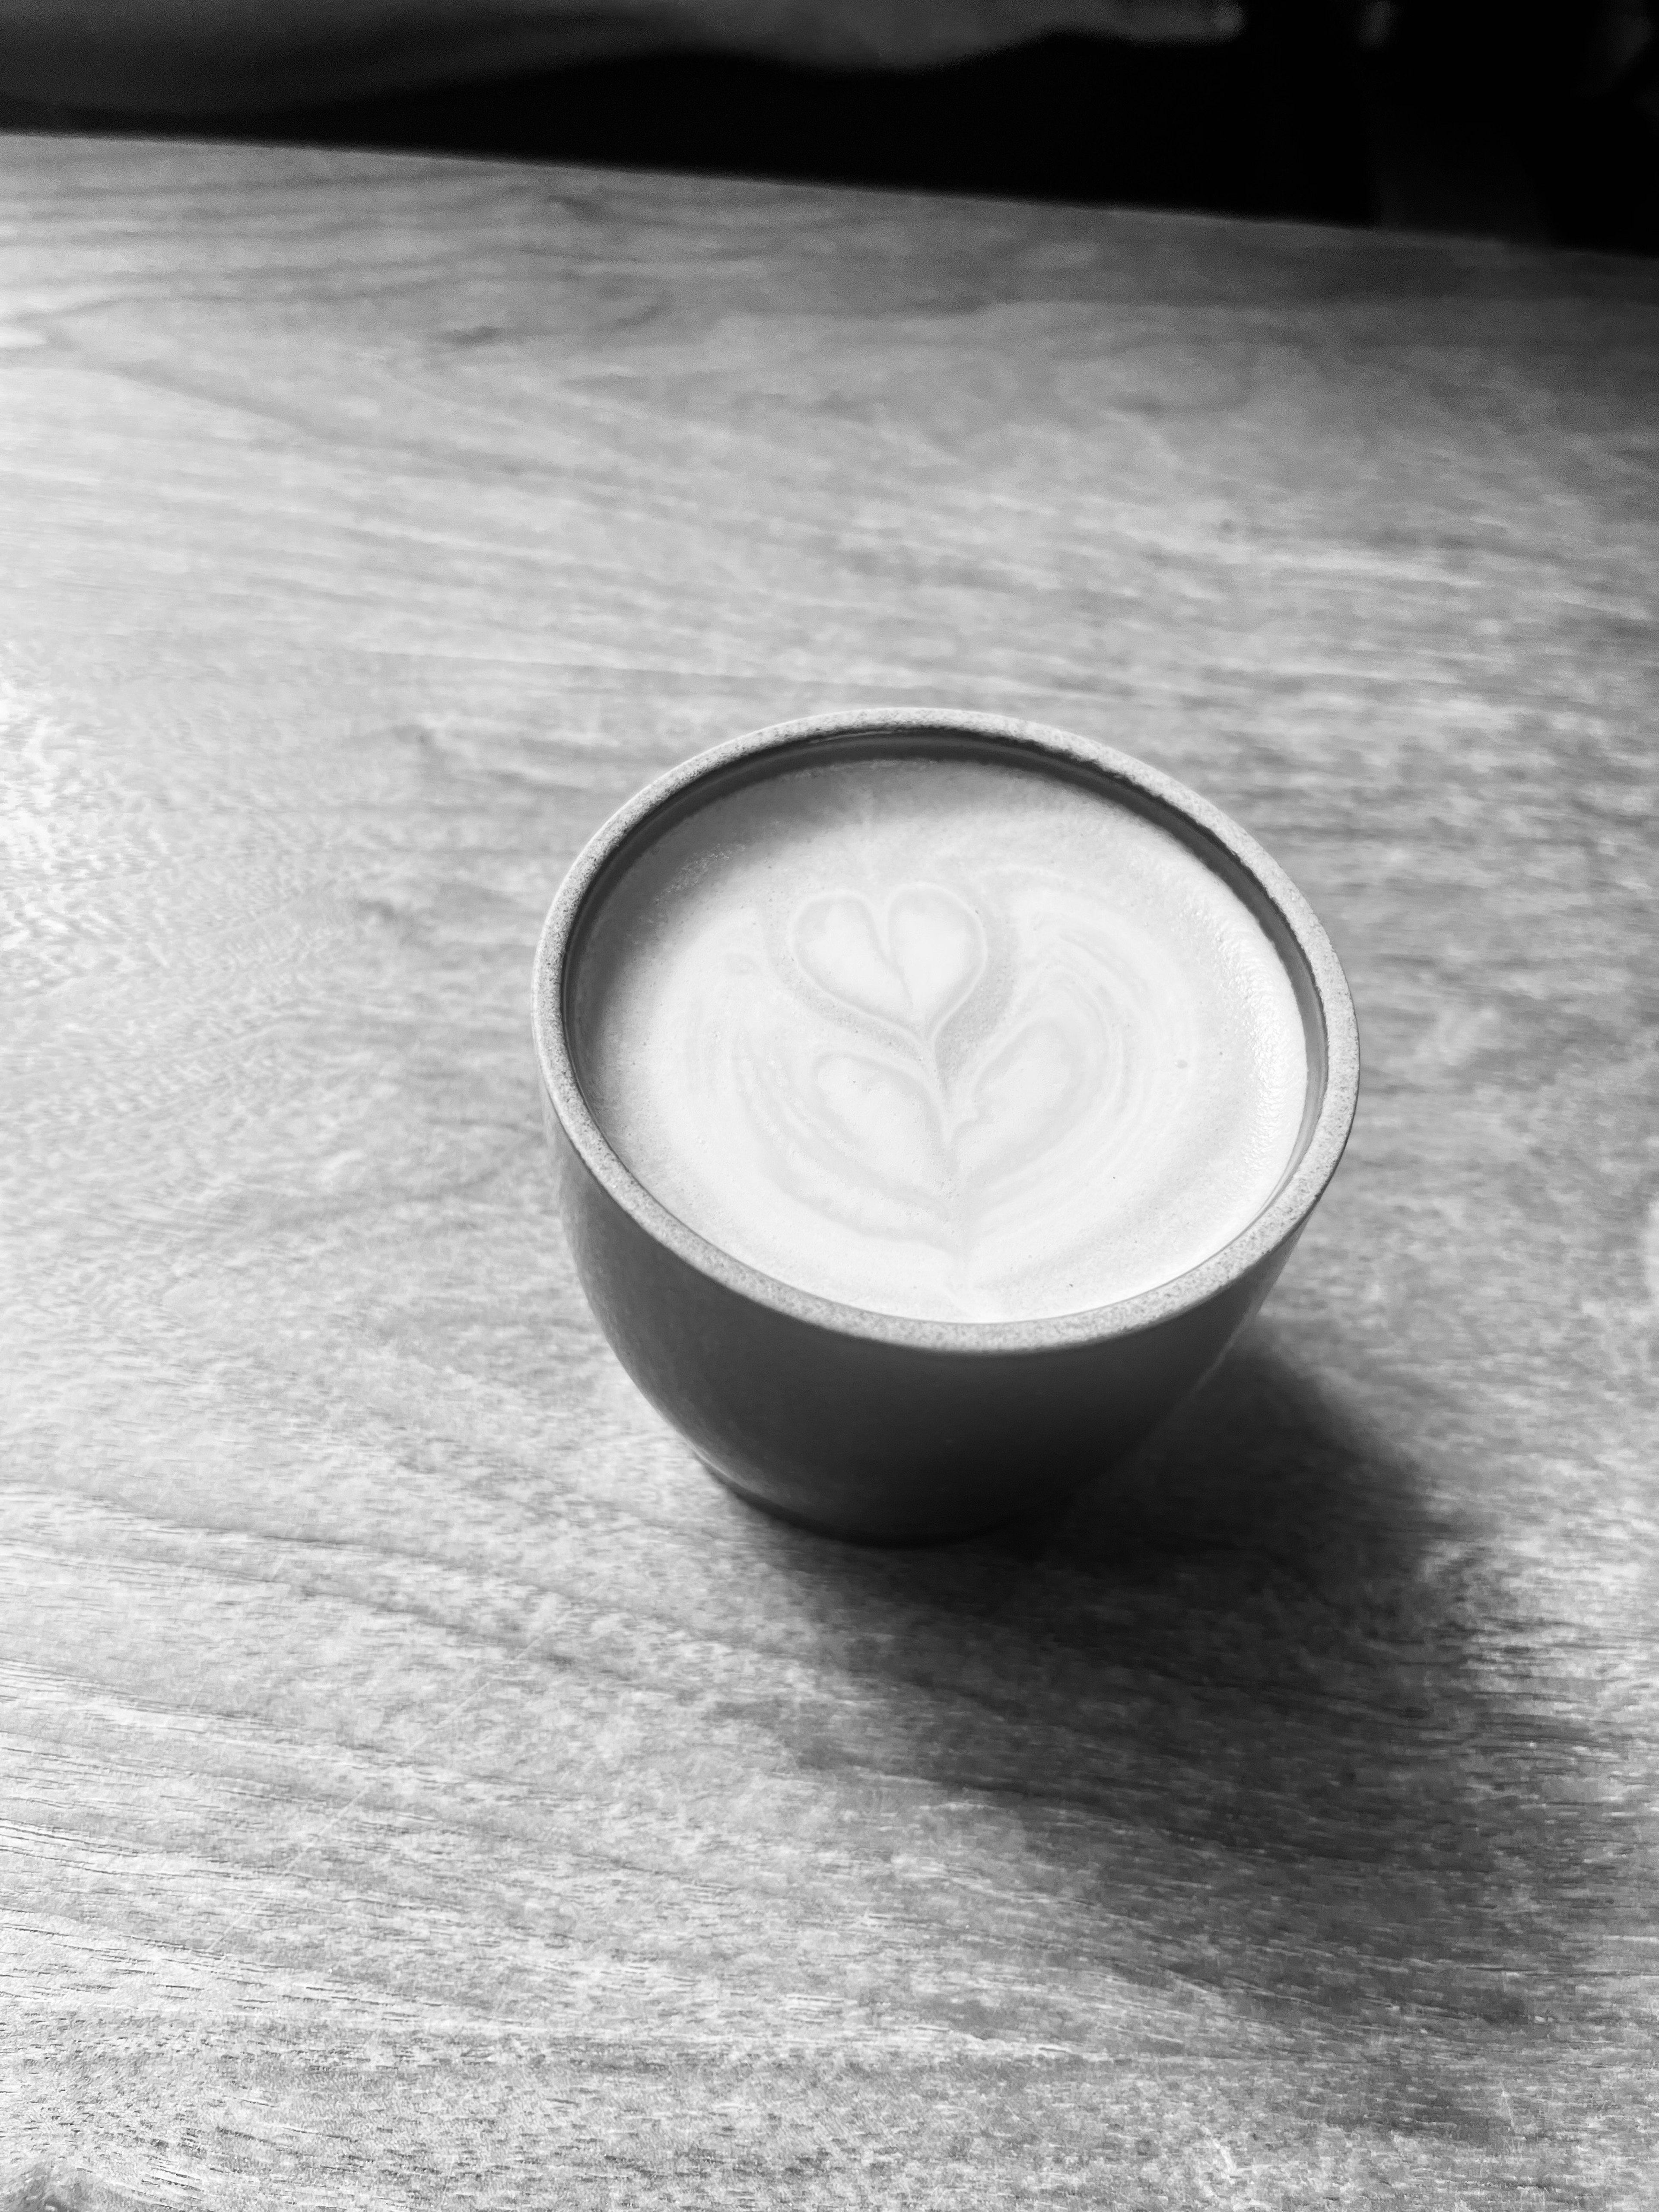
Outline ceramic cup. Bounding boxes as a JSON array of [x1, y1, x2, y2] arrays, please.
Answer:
[[533, 709, 1358, 1543]]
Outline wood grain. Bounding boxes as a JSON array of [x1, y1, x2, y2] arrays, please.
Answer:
[[1, 136, 1656, 2209]]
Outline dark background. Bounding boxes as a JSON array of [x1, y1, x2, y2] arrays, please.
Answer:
[[10, 0, 1656, 252]]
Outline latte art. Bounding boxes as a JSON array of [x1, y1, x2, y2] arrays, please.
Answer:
[[731, 880, 1172, 1252], [571, 755, 1309, 1322]]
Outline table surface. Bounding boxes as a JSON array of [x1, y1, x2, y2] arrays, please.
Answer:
[[2, 133, 1656, 2212]]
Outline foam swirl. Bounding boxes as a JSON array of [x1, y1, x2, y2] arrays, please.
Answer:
[[572, 756, 1309, 1322]]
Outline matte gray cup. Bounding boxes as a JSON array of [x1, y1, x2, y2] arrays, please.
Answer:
[[533, 709, 1359, 1544]]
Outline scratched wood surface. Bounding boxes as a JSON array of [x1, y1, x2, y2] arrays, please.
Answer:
[[1, 135, 1656, 2211]]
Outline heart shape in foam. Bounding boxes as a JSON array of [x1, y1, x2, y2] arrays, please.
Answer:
[[791, 884, 986, 1039]]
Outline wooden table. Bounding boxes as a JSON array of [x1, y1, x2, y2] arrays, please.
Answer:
[[2, 134, 1656, 2210]]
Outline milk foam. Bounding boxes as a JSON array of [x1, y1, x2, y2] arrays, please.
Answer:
[[571, 754, 1309, 1323]]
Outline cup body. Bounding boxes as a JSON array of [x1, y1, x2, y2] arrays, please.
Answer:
[[533, 710, 1358, 1544]]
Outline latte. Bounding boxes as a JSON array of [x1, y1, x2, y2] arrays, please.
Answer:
[[569, 750, 1310, 1324]]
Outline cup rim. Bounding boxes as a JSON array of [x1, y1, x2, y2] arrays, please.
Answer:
[[533, 708, 1360, 1354]]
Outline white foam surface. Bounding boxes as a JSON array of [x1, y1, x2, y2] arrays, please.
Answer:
[[571, 753, 1309, 1322]]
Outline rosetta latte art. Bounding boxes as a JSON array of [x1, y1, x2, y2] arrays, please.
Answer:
[[722, 881, 1171, 1268], [573, 757, 1309, 1322]]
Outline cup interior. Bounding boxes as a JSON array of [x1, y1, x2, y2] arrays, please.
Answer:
[[537, 713, 1357, 1345]]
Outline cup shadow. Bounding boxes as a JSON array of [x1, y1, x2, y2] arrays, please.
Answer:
[[739, 1325, 1627, 2129]]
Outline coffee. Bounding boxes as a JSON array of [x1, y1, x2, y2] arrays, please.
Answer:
[[569, 750, 1309, 1323]]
